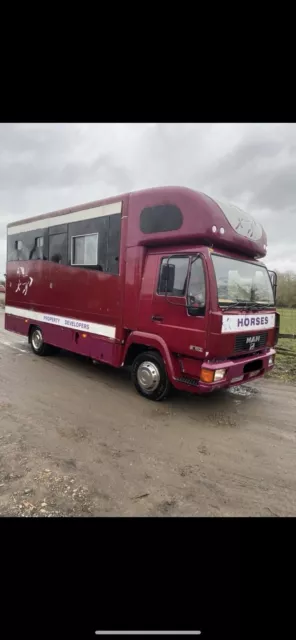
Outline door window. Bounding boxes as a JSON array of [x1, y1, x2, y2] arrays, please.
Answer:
[[158, 257, 189, 296], [187, 257, 206, 316]]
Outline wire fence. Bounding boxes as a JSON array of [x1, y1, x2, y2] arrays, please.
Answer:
[[278, 308, 296, 338]]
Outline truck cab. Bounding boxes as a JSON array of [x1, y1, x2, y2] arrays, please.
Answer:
[[123, 187, 278, 399]]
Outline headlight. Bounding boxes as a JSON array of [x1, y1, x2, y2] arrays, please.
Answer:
[[268, 355, 274, 366], [214, 368, 226, 381]]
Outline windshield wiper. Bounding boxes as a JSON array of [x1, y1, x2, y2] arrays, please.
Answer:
[[222, 300, 273, 311], [247, 302, 273, 309], [222, 300, 250, 311]]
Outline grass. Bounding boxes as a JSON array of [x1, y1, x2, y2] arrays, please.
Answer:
[[277, 308, 296, 334], [268, 338, 296, 384], [272, 309, 296, 383]]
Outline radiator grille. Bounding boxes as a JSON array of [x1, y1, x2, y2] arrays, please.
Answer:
[[234, 331, 268, 353]]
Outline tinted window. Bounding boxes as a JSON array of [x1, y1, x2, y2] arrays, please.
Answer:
[[106, 213, 121, 275], [49, 233, 68, 264], [29, 236, 44, 260], [7, 212, 121, 272], [140, 204, 183, 234], [8, 229, 49, 262], [158, 257, 189, 295], [49, 223, 68, 235], [69, 215, 120, 273], [71, 233, 98, 266]]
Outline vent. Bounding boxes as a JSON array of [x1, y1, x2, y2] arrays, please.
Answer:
[[234, 331, 268, 354], [175, 376, 199, 387]]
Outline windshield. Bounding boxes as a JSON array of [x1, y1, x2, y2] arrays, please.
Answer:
[[211, 254, 274, 307]]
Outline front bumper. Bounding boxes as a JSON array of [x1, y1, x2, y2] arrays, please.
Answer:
[[173, 348, 276, 394]]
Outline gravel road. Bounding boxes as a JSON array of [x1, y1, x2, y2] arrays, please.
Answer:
[[0, 308, 295, 516]]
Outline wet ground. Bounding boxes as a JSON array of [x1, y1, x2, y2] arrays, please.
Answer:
[[0, 308, 296, 516]]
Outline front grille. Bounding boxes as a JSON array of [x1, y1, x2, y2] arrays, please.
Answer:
[[234, 331, 268, 353]]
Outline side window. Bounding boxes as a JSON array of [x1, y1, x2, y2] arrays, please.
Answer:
[[49, 232, 68, 264], [29, 236, 44, 260], [140, 204, 183, 234], [158, 257, 189, 296], [15, 238, 29, 260], [8, 231, 48, 261], [71, 233, 98, 266], [187, 257, 206, 316]]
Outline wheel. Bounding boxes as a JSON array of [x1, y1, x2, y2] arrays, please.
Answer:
[[131, 351, 171, 401], [30, 326, 54, 356]]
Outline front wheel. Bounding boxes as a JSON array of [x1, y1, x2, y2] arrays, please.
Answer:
[[131, 351, 171, 401], [30, 326, 55, 356]]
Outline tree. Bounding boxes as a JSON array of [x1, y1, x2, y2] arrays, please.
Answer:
[[276, 271, 296, 307]]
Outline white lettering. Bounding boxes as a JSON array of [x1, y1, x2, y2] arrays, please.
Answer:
[[5, 306, 116, 340]]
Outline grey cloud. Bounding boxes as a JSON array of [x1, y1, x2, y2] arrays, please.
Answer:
[[249, 165, 296, 211], [206, 139, 283, 184], [203, 130, 296, 213], [0, 123, 295, 275], [0, 155, 133, 192]]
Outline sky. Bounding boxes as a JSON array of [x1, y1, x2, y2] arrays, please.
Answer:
[[0, 122, 295, 277]]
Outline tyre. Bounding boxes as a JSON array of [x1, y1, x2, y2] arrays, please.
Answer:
[[30, 326, 54, 356], [131, 350, 171, 401]]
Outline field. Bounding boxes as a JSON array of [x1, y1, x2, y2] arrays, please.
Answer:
[[270, 308, 296, 383], [278, 307, 296, 334]]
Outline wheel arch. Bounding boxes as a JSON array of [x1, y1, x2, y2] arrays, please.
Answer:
[[123, 331, 176, 381], [28, 323, 40, 342]]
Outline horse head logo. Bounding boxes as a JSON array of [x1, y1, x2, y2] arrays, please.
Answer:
[[15, 266, 33, 296], [222, 316, 233, 332]]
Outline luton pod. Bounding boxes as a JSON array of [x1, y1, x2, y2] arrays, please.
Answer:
[[5, 186, 278, 401]]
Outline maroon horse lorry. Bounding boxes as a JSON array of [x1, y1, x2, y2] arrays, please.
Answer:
[[5, 186, 278, 401]]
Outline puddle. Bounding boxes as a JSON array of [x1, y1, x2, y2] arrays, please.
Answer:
[[227, 384, 259, 399]]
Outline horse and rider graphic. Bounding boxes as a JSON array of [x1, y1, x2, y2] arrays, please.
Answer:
[[15, 266, 33, 296]]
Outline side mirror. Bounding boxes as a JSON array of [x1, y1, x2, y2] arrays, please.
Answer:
[[160, 263, 175, 294], [268, 270, 277, 303]]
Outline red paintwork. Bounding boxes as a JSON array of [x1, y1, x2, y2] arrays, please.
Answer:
[[5, 186, 276, 394]]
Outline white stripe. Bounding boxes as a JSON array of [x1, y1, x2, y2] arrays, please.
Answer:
[[3, 341, 27, 353], [5, 305, 116, 340], [7, 201, 122, 235]]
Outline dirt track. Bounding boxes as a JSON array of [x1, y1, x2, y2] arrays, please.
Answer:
[[0, 308, 295, 516]]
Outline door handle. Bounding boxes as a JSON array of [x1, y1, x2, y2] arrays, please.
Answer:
[[152, 315, 164, 322]]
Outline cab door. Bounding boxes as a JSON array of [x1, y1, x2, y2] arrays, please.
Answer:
[[138, 253, 208, 358]]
